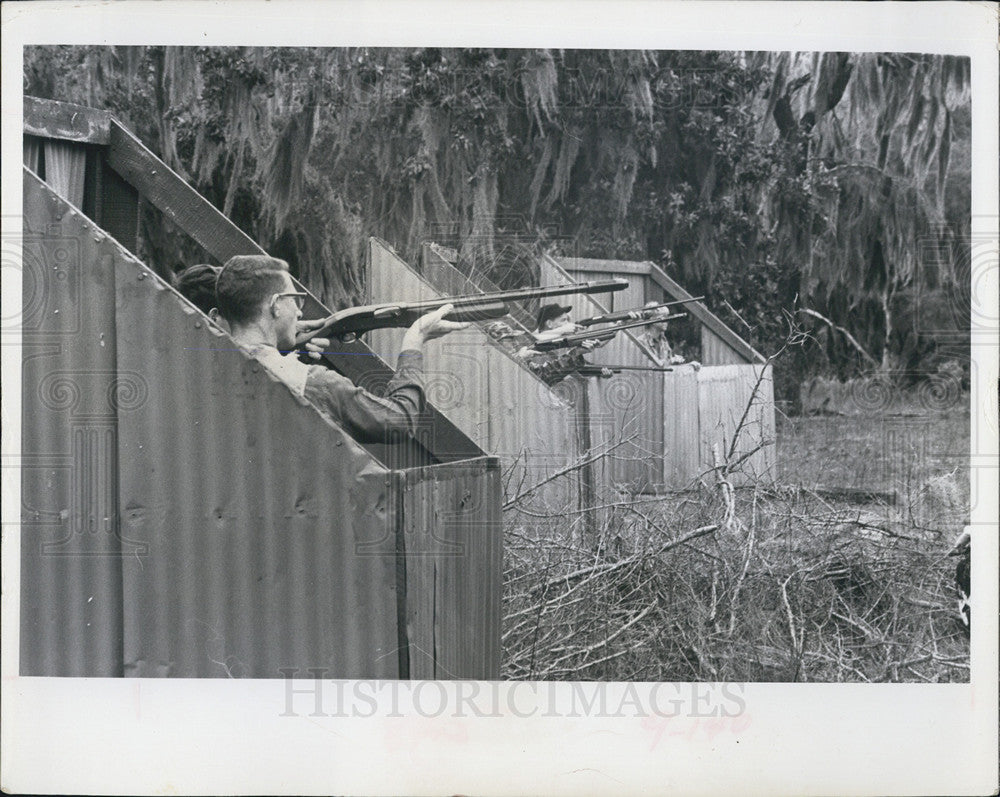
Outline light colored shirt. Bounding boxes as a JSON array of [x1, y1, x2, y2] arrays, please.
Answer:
[[252, 344, 310, 396]]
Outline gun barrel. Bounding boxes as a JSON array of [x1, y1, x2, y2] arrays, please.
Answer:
[[576, 366, 675, 378], [596, 365, 675, 372], [412, 278, 630, 312]]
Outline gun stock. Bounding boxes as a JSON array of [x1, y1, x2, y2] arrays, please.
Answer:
[[299, 279, 629, 342]]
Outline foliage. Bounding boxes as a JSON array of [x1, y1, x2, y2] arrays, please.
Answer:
[[23, 46, 971, 385]]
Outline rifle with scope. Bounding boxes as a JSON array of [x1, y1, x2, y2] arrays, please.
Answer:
[[576, 296, 704, 327], [296, 279, 630, 344], [530, 313, 688, 352]]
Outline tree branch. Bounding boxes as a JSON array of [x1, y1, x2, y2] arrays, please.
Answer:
[[797, 308, 880, 368]]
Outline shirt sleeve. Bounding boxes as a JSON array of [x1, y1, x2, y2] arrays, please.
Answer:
[[527, 348, 587, 385], [303, 350, 426, 444]]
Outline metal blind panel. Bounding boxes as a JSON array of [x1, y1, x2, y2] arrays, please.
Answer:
[[114, 263, 404, 678], [696, 364, 777, 486], [21, 170, 125, 676], [371, 239, 583, 513]]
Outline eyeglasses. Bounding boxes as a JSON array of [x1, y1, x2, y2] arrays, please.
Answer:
[[270, 291, 307, 311]]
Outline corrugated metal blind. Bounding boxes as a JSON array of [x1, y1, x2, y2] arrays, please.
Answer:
[[697, 364, 777, 485], [21, 170, 125, 676], [370, 240, 583, 513], [23, 170, 502, 679], [539, 255, 666, 491]]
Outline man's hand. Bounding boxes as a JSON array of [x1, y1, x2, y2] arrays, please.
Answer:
[[580, 334, 614, 350], [295, 318, 331, 360], [670, 354, 701, 371], [533, 321, 579, 342], [401, 303, 471, 350]]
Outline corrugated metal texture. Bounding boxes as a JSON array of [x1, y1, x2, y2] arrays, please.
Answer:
[[701, 327, 749, 366], [662, 369, 702, 488], [542, 255, 666, 490], [421, 243, 535, 332], [368, 239, 491, 444], [401, 460, 502, 680], [540, 254, 656, 369], [113, 246, 406, 678], [370, 240, 582, 513], [22, 163, 501, 680], [21, 169, 124, 676], [696, 364, 777, 486], [420, 246, 580, 512], [488, 350, 580, 513], [586, 370, 665, 492], [43, 140, 87, 208], [24, 136, 41, 173]]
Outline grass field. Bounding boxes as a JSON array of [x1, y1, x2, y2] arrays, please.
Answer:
[[777, 409, 970, 521], [501, 404, 971, 683]]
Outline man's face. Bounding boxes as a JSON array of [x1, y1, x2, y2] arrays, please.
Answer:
[[545, 311, 572, 331], [272, 273, 303, 350]]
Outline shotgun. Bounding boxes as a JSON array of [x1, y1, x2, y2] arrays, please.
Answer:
[[576, 296, 704, 327], [531, 313, 688, 351], [297, 279, 629, 343], [576, 365, 676, 377]]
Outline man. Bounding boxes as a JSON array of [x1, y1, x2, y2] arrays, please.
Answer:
[[517, 303, 613, 383], [172, 263, 330, 361], [532, 303, 579, 342], [215, 254, 467, 442], [635, 300, 700, 370], [173, 263, 221, 318]]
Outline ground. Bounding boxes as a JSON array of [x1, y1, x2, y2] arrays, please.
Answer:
[[502, 404, 972, 683], [777, 409, 970, 520]]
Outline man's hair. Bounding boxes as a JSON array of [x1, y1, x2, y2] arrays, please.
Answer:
[[535, 303, 573, 332], [172, 264, 221, 315], [216, 255, 291, 325]]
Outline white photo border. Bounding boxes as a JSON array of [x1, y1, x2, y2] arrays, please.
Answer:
[[2, 2, 997, 795]]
